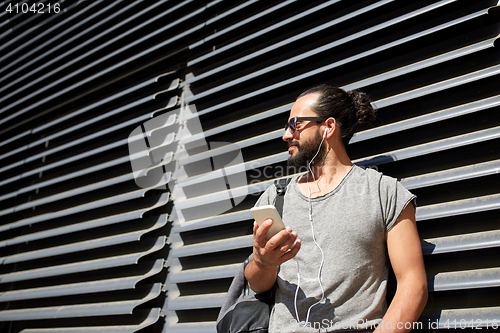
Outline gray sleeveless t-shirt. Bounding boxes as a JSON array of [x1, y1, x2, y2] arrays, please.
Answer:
[[255, 165, 416, 333]]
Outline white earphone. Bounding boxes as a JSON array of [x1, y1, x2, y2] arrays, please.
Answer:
[[323, 128, 328, 138]]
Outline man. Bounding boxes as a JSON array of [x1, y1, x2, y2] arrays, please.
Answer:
[[244, 85, 428, 332]]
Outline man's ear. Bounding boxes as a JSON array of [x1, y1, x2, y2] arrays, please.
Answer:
[[324, 118, 338, 137]]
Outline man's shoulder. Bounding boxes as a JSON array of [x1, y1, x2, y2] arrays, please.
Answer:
[[353, 165, 383, 181], [354, 165, 398, 182], [352, 165, 402, 195], [255, 178, 286, 206]]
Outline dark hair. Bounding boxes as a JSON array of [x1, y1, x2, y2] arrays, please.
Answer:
[[298, 84, 377, 146]]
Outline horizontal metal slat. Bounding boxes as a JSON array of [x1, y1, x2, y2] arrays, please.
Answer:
[[0, 283, 162, 321], [0, 167, 127, 202], [0, 136, 129, 175], [0, 211, 165, 249], [0, 154, 129, 190], [355, 125, 500, 167], [189, 0, 412, 98], [31, 76, 163, 134], [173, 181, 263, 212], [173, 210, 251, 233], [193, 6, 489, 117], [0, 0, 177, 103], [175, 151, 286, 189], [374, 63, 500, 109], [0, 1, 149, 107], [1, 138, 173, 207], [187, 0, 379, 68], [0, 1, 140, 92], [0, 259, 163, 302], [167, 292, 226, 310], [0, 237, 166, 284], [3, 179, 140, 226], [0, 129, 30, 149], [0, 150, 168, 199], [0, 102, 177, 189], [185, 91, 499, 149], [0, 217, 166, 265], [0, 191, 169, 233], [0, 1, 82, 58], [402, 159, 500, 190], [171, 235, 253, 258], [0, 15, 14, 40], [169, 263, 240, 284], [189, 0, 471, 102], [0, 104, 175, 178], [163, 321, 216, 333], [433, 307, 500, 328], [431, 267, 500, 291], [0, 2, 116, 80], [20, 308, 161, 333], [417, 193, 500, 221], [178, 102, 292, 145], [188, 0, 297, 55], [0, 92, 171, 167], [344, 36, 498, 92], [0, 0, 194, 127], [352, 94, 500, 143], [422, 230, 500, 255], [179, 129, 283, 165], [0, 173, 133, 215], [204, 0, 259, 26]]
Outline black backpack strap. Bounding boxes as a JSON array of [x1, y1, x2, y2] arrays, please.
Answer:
[[273, 178, 291, 218]]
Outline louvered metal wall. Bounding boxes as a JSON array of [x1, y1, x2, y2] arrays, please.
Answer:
[[0, 1, 499, 333]]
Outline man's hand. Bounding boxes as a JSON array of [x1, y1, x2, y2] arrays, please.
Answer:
[[245, 219, 301, 293], [253, 219, 301, 267]]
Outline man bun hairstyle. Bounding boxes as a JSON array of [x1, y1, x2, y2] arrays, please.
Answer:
[[298, 84, 377, 146], [346, 89, 377, 125]]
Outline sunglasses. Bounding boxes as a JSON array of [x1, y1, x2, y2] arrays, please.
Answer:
[[284, 117, 327, 134]]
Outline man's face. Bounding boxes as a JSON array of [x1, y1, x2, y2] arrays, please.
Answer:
[[283, 94, 327, 170], [287, 129, 326, 169]]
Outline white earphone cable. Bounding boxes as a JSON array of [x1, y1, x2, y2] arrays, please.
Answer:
[[293, 129, 327, 325]]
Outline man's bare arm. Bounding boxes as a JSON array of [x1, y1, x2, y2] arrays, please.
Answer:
[[376, 203, 428, 333]]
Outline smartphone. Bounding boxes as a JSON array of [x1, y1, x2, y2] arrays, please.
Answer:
[[250, 205, 287, 240]]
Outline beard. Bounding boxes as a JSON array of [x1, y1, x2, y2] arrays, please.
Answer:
[[287, 130, 327, 171]]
